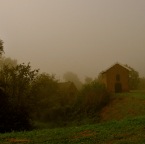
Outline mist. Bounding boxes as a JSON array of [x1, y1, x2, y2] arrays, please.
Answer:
[[0, 0, 145, 80]]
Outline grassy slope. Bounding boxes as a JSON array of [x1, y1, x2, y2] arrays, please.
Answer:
[[0, 91, 145, 144], [100, 91, 145, 122]]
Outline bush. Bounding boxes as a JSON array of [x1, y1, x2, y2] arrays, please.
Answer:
[[0, 88, 11, 132], [0, 89, 32, 132], [73, 81, 110, 119], [0, 62, 39, 132], [32, 80, 111, 128]]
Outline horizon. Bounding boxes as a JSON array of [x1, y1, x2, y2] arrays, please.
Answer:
[[1, 0, 145, 80]]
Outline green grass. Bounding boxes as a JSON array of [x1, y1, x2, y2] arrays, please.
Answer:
[[0, 91, 145, 144], [1, 116, 145, 144]]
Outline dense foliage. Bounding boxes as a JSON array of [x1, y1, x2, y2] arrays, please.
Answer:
[[72, 80, 110, 123], [0, 62, 39, 132], [0, 62, 111, 131], [30, 73, 59, 121], [0, 63, 39, 103]]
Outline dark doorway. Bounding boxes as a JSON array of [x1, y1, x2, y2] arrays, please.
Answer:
[[115, 83, 122, 93]]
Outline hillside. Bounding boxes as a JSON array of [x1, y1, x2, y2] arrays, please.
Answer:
[[100, 91, 145, 122]]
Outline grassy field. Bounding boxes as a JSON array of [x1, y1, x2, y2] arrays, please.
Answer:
[[0, 91, 145, 144]]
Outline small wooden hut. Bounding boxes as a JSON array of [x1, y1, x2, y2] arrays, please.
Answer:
[[99, 63, 130, 93]]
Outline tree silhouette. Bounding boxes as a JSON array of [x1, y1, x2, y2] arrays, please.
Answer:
[[0, 39, 4, 55], [125, 64, 139, 90], [63, 71, 82, 89]]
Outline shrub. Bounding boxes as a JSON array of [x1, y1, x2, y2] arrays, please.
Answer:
[[0, 89, 32, 132], [73, 80, 110, 118]]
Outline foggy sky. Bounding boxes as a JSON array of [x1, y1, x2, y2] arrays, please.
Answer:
[[0, 0, 145, 81]]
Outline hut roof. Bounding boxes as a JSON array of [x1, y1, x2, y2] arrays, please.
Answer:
[[101, 62, 131, 74]]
